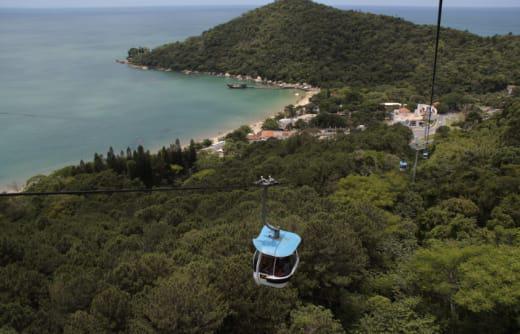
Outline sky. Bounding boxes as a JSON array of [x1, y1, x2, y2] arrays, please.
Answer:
[[0, 0, 518, 8]]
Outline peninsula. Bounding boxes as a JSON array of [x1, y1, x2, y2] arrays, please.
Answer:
[[128, 0, 518, 96]]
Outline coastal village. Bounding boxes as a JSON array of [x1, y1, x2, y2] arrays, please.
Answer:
[[385, 103, 438, 127], [116, 59, 505, 159], [201, 95, 441, 158], [199, 95, 500, 158]]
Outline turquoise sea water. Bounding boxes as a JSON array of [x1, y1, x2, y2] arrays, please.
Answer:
[[0, 6, 518, 189], [344, 6, 520, 36], [0, 7, 298, 189]]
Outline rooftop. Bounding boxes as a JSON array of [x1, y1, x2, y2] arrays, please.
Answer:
[[253, 226, 301, 257]]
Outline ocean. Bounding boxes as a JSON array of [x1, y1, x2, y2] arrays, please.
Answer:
[[0, 5, 518, 189], [0, 7, 298, 189], [344, 6, 520, 36]]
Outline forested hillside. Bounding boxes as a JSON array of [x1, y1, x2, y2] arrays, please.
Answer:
[[1, 97, 519, 333], [129, 0, 519, 94]]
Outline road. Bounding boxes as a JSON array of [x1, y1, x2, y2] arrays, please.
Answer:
[[410, 113, 460, 146]]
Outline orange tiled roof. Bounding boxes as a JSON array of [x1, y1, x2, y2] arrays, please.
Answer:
[[261, 131, 275, 137]]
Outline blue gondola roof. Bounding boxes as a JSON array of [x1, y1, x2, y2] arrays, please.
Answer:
[[253, 226, 301, 257]]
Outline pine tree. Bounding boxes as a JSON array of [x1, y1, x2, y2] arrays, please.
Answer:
[[93, 153, 105, 173]]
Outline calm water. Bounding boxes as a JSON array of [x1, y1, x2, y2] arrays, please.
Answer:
[[0, 7, 298, 189], [345, 6, 520, 36], [0, 6, 518, 189]]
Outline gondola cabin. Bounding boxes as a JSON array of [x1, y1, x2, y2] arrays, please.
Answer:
[[252, 226, 301, 288], [399, 160, 408, 171], [423, 150, 429, 159]]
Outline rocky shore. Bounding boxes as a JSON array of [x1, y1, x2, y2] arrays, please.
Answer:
[[117, 59, 316, 91]]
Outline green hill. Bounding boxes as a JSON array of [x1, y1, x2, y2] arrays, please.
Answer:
[[130, 0, 519, 94]]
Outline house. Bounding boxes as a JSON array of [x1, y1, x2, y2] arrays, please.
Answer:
[[416, 104, 438, 119], [392, 107, 422, 125], [392, 104, 438, 127], [278, 118, 295, 130], [382, 102, 402, 107], [201, 141, 226, 158], [278, 114, 317, 129], [507, 85, 517, 96], [247, 130, 296, 142], [381, 102, 403, 110], [317, 128, 350, 140]]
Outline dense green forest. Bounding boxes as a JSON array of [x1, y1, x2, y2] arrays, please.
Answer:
[[1, 95, 519, 333], [129, 0, 519, 94]]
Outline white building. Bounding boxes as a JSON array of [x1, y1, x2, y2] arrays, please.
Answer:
[[416, 104, 438, 119], [382, 102, 403, 109], [278, 114, 317, 130], [201, 141, 226, 158], [392, 104, 438, 127], [278, 118, 295, 130]]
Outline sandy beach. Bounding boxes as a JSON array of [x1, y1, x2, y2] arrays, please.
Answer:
[[210, 88, 319, 143]]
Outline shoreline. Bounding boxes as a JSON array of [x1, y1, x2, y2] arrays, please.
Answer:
[[121, 60, 317, 92], [1, 67, 319, 193], [0, 158, 81, 194], [208, 88, 319, 144], [123, 60, 321, 144]]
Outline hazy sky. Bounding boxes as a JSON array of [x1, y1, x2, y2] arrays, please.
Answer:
[[0, 0, 518, 8]]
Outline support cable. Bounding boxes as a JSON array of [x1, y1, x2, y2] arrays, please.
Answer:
[[256, 176, 281, 239], [424, 0, 444, 149], [0, 182, 282, 198], [413, 0, 444, 182]]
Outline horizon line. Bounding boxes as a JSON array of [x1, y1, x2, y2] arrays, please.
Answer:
[[1, 4, 520, 9]]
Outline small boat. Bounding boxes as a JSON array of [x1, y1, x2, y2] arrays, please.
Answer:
[[227, 83, 248, 89]]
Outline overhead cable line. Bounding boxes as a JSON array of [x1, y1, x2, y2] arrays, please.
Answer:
[[0, 182, 283, 198], [424, 0, 444, 149], [256, 176, 281, 239], [413, 0, 444, 183]]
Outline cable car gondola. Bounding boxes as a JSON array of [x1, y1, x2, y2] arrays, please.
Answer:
[[252, 177, 302, 288], [253, 226, 301, 288], [423, 150, 429, 160], [399, 160, 408, 171]]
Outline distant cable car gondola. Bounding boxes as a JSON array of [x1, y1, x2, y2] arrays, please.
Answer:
[[399, 160, 408, 171], [252, 177, 301, 288], [423, 150, 429, 160]]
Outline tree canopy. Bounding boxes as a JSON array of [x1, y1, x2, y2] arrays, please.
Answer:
[[2, 97, 520, 333]]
